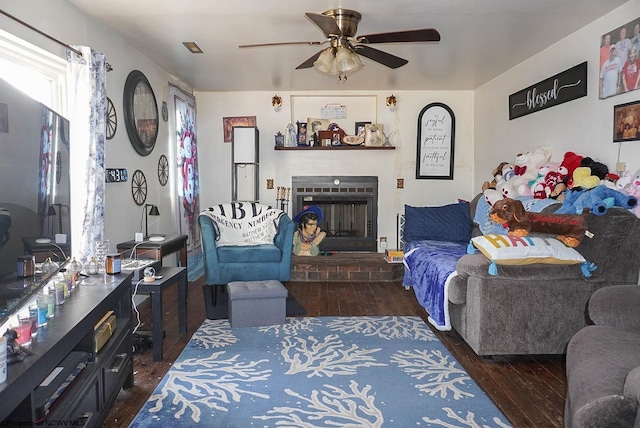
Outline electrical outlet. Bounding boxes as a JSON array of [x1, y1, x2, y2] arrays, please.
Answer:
[[380, 236, 387, 248], [397, 178, 404, 189], [266, 179, 274, 189]]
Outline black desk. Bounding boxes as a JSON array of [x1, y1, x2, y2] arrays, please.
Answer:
[[135, 266, 188, 361], [22, 237, 71, 263], [117, 234, 188, 272]]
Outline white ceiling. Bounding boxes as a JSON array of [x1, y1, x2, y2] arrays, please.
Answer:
[[66, 0, 627, 92]]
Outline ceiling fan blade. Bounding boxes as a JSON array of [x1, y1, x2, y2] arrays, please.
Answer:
[[358, 28, 441, 44], [354, 45, 408, 69], [239, 40, 325, 48], [295, 50, 324, 69], [305, 12, 342, 37]]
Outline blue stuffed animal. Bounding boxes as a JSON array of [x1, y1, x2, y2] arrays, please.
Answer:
[[555, 184, 638, 216]]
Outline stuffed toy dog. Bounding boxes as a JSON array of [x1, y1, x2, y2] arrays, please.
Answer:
[[489, 198, 588, 247]]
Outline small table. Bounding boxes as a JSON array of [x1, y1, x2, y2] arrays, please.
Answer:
[[117, 234, 188, 272], [22, 237, 71, 263], [136, 266, 188, 361]]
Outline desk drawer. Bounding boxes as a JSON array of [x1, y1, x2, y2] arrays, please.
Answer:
[[102, 326, 133, 404]]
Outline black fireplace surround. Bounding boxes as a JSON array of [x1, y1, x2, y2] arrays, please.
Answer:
[[292, 176, 378, 252]]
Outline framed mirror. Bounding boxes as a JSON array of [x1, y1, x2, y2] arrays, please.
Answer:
[[123, 70, 158, 156]]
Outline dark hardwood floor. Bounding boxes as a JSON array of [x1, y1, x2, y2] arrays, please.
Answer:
[[103, 278, 566, 427]]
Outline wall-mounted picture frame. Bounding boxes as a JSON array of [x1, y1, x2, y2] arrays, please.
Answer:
[[416, 103, 455, 180], [223, 116, 256, 142], [613, 99, 640, 142], [599, 17, 640, 99], [355, 121, 371, 138]]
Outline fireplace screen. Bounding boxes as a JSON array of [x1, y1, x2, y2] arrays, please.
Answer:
[[292, 176, 377, 252]]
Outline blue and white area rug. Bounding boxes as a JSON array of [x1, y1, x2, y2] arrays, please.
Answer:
[[129, 316, 511, 427]]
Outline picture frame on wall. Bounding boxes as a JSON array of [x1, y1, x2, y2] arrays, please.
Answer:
[[223, 116, 256, 142], [613, 99, 640, 142], [416, 102, 455, 180], [599, 17, 640, 99]]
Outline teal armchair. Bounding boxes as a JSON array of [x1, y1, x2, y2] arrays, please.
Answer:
[[198, 209, 294, 308]]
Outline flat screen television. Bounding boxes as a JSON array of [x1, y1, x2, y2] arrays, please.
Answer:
[[0, 77, 71, 324]]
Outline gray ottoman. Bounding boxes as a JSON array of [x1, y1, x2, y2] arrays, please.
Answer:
[[227, 280, 287, 327]]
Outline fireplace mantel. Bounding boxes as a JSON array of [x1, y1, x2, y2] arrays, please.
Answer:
[[275, 146, 394, 151]]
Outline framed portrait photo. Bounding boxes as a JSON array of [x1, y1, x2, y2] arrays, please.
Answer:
[[355, 121, 371, 138], [364, 123, 383, 146], [306, 118, 329, 144], [613, 100, 640, 142], [599, 17, 640, 99]]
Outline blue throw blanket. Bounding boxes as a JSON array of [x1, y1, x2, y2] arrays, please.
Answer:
[[403, 240, 468, 331]]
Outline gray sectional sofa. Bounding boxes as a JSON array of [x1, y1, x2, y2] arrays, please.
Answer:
[[449, 195, 640, 355], [449, 194, 640, 356], [565, 284, 640, 427]]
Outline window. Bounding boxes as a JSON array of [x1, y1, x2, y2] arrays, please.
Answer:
[[0, 28, 67, 114]]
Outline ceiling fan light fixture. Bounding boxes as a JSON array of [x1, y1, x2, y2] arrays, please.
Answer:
[[314, 47, 338, 75], [335, 47, 363, 74]]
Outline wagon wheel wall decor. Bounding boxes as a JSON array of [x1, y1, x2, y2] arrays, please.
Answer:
[[106, 97, 117, 140], [158, 154, 169, 186], [131, 169, 148, 206]]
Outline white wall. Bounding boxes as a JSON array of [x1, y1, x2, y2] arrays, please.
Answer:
[[195, 90, 474, 250], [475, 0, 640, 188], [0, 0, 192, 253]]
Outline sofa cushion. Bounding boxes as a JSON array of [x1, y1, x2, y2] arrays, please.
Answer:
[[404, 202, 472, 244], [566, 325, 640, 427], [471, 234, 585, 266], [218, 244, 282, 263]]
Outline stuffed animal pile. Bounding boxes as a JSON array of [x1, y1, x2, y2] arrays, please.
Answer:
[[481, 146, 640, 220]]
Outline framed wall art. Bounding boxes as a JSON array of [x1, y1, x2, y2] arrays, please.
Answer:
[[599, 17, 640, 99], [509, 62, 587, 120], [223, 116, 256, 142], [613, 99, 640, 142], [416, 103, 455, 180]]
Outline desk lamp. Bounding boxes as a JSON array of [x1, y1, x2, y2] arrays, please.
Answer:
[[144, 204, 160, 238]]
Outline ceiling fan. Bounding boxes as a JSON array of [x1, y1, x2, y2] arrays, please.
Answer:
[[239, 9, 440, 78]]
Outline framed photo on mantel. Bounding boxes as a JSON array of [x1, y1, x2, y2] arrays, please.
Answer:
[[416, 103, 455, 180]]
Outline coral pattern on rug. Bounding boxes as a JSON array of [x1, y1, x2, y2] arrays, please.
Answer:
[[129, 316, 512, 427]]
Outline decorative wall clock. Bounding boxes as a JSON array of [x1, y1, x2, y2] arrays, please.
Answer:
[[130, 169, 148, 205], [106, 97, 117, 140], [157, 154, 169, 186], [123, 70, 158, 156]]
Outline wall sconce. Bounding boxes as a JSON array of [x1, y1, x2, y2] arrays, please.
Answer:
[[143, 204, 160, 238], [272, 94, 282, 112], [386, 95, 397, 111]]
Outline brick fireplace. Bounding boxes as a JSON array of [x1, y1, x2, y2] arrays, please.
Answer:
[[292, 176, 378, 252]]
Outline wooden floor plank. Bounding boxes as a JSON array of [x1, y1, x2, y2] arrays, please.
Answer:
[[103, 278, 566, 428]]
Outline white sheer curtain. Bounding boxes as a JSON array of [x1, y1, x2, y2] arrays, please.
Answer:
[[66, 46, 107, 262]]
